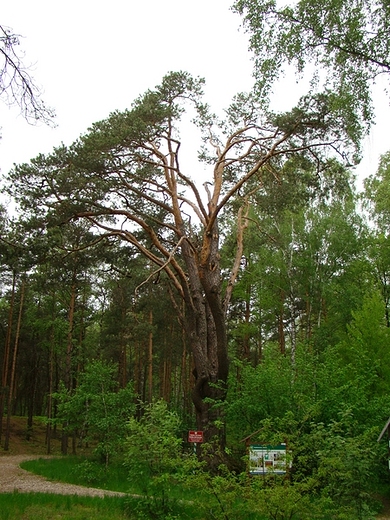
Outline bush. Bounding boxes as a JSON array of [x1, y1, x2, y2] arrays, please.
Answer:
[[53, 360, 135, 464], [124, 400, 195, 518], [73, 460, 106, 485]]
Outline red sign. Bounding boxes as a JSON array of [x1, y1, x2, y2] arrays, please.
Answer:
[[188, 430, 204, 443]]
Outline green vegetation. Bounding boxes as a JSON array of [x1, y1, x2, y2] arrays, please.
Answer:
[[234, 0, 390, 140], [53, 360, 136, 465], [19, 398, 388, 519], [0, 493, 128, 520], [21, 456, 131, 493], [2, 1, 390, 518]]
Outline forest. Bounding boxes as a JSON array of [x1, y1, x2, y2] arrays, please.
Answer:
[[1, 1, 390, 518]]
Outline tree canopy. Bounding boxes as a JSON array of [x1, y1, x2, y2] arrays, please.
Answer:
[[234, 0, 390, 143], [3, 70, 356, 452]]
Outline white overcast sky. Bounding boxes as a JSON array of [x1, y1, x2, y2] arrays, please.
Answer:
[[1, 0, 389, 195], [0, 1, 253, 176]]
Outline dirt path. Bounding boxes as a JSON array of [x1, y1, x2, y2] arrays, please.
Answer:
[[0, 455, 126, 497]]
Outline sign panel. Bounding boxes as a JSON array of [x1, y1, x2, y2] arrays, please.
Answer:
[[249, 444, 290, 475], [188, 430, 204, 443]]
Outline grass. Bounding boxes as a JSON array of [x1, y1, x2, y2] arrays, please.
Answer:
[[21, 456, 203, 500], [18, 456, 267, 519], [0, 493, 128, 520], [0, 457, 199, 520], [21, 456, 132, 493]]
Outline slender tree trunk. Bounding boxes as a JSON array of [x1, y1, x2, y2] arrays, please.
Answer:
[[161, 325, 172, 401], [77, 275, 87, 375], [26, 348, 37, 441], [0, 271, 16, 443], [119, 296, 127, 388], [306, 289, 312, 339], [4, 278, 26, 451], [118, 286, 128, 389], [62, 276, 77, 455], [148, 309, 153, 403], [278, 289, 286, 355], [134, 340, 141, 401], [163, 357, 172, 401], [242, 281, 252, 361], [255, 305, 263, 366], [46, 330, 54, 454], [288, 294, 297, 364]]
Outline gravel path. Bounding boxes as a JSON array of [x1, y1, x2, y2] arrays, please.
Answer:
[[0, 455, 126, 497]]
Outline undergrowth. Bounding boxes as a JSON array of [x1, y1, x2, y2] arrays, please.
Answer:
[[0, 493, 127, 520]]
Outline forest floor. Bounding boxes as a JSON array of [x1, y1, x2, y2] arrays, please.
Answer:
[[1, 417, 390, 518]]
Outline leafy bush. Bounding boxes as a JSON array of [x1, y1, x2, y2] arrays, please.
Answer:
[[249, 478, 327, 520], [53, 360, 135, 464], [311, 412, 382, 519], [124, 399, 194, 518], [73, 459, 106, 484]]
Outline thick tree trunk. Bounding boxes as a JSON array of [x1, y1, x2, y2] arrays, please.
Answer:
[[179, 333, 192, 416], [181, 221, 229, 461]]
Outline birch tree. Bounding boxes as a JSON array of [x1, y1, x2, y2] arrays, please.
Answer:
[[234, 0, 390, 142]]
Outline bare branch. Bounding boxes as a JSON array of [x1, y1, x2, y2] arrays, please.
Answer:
[[74, 211, 188, 296], [0, 25, 55, 125], [135, 235, 185, 294]]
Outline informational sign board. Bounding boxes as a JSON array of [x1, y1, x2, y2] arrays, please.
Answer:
[[188, 430, 204, 443], [249, 444, 290, 475]]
